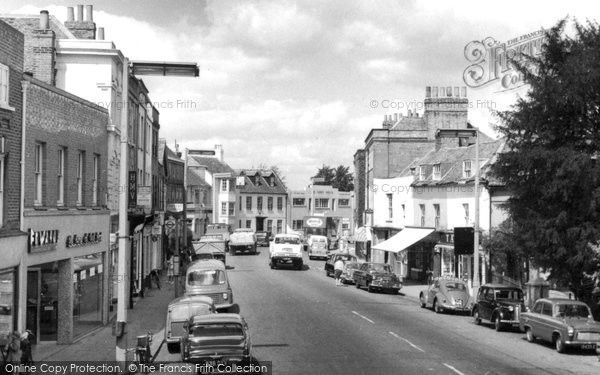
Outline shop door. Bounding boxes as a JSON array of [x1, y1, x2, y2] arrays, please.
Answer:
[[26, 269, 40, 344]]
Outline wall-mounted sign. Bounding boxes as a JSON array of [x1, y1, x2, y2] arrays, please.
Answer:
[[137, 186, 152, 208], [128, 171, 137, 209], [28, 229, 59, 252], [305, 218, 324, 228], [66, 232, 102, 248]]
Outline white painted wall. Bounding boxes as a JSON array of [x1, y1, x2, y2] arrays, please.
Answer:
[[373, 176, 415, 229]]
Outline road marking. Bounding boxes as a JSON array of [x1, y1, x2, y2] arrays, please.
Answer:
[[443, 363, 466, 375], [388, 331, 425, 352], [352, 310, 375, 324]]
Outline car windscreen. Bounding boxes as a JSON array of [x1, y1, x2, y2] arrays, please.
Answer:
[[555, 303, 591, 318], [495, 289, 523, 300], [190, 323, 244, 337], [445, 282, 467, 291], [275, 237, 300, 244], [187, 270, 226, 286], [371, 264, 390, 272]]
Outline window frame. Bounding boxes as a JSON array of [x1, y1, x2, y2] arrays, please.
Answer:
[[57, 147, 66, 206], [463, 160, 472, 178], [338, 199, 350, 208], [316, 198, 329, 209], [267, 196, 273, 211], [433, 164, 441, 180], [77, 150, 85, 206], [292, 198, 305, 206], [418, 166, 426, 181], [92, 154, 99, 206], [246, 196, 252, 211], [386, 193, 393, 219], [0, 63, 11, 109], [277, 197, 283, 211], [257, 196, 263, 211], [0, 136, 5, 225], [34, 142, 43, 205], [419, 204, 425, 227]]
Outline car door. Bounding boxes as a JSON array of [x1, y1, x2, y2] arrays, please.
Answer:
[[528, 301, 544, 338], [480, 287, 492, 320], [428, 280, 440, 305], [357, 263, 368, 286], [538, 302, 554, 342]]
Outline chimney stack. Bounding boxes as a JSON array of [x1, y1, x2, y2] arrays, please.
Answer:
[[393, 113, 398, 122], [425, 86, 431, 98], [65, 4, 97, 39], [214, 144, 224, 162], [97, 27, 104, 40], [67, 7, 74, 22], [39, 10, 49, 29], [408, 109, 412, 117]]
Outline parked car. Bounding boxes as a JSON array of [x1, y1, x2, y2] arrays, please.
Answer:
[[340, 261, 362, 285], [519, 298, 600, 353], [165, 295, 216, 353], [419, 277, 472, 314], [255, 231, 271, 247], [180, 313, 252, 365], [269, 234, 303, 270], [185, 259, 233, 311], [353, 262, 402, 294], [308, 235, 328, 260], [229, 229, 257, 255], [324, 252, 357, 277], [472, 284, 526, 331]]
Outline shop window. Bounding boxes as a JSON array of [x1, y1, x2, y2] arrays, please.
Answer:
[[73, 254, 104, 338], [0, 270, 15, 337]]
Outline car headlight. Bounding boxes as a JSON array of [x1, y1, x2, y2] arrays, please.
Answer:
[[508, 306, 514, 312], [567, 326, 574, 337], [223, 292, 228, 299]]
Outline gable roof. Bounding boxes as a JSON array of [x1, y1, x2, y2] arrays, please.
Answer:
[[189, 156, 234, 174], [187, 168, 210, 188], [235, 169, 287, 194]]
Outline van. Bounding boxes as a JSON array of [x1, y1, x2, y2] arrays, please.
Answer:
[[165, 295, 215, 353], [185, 259, 233, 310], [308, 235, 328, 260]]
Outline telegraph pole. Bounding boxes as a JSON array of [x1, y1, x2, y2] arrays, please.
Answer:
[[473, 128, 481, 298]]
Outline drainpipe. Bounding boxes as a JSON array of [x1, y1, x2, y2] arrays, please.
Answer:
[[18, 79, 30, 334]]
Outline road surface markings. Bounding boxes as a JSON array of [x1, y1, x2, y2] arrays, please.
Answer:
[[443, 363, 466, 375], [388, 331, 425, 353], [352, 310, 375, 324]]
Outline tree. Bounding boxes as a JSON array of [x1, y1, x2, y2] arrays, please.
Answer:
[[481, 220, 526, 284], [313, 164, 354, 192], [491, 19, 600, 296]]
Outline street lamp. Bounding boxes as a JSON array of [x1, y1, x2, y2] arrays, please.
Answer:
[[364, 208, 373, 261], [116, 59, 198, 362]]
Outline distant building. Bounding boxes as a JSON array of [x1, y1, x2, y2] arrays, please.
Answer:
[[161, 140, 185, 255], [235, 170, 287, 234], [289, 185, 354, 240]]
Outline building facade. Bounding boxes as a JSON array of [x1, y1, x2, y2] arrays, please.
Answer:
[[289, 185, 354, 240], [0, 20, 28, 340], [236, 170, 287, 233], [162, 141, 186, 256], [20, 74, 109, 344]]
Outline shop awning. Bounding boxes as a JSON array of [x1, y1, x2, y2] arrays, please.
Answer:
[[373, 227, 435, 253], [354, 226, 372, 242]]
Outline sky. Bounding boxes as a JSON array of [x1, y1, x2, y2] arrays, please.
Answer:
[[2, 0, 600, 189]]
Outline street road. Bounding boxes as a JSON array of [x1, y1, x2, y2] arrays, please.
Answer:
[[155, 247, 600, 374]]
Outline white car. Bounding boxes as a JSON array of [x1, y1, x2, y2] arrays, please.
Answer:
[[269, 234, 303, 270]]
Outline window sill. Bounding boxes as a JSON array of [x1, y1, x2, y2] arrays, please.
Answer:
[[0, 103, 15, 112], [33, 206, 48, 211], [57, 206, 69, 211]]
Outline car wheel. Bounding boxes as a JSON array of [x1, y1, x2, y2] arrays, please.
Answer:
[[473, 308, 481, 325], [367, 284, 374, 293], [494, 315, 503, 332], [433, 300, 442, 314], [355, 281, 361, 289], [419, 294, 426, 308], [270, 262, 275, 269], [525, 327, 535, 343], [554, 334, 566, 353]]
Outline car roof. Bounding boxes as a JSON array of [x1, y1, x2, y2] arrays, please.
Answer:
[[189, 313, 244, 324], [535, 298, 589, 305], [169, 295, 214, 307], [187, 259, 226, 271], [481, 284, 522, 289]]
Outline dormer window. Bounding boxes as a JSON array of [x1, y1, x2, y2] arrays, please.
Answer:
[[433, 164, 441, 180], [270, 176, 275, 187], [418, 166, 426, 181], [463, 160, 472, 178]]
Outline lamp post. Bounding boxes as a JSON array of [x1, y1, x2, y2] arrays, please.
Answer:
[[115, 59, 198, 362], [473, 127, 481, 298], [364, 208, 373, 262]]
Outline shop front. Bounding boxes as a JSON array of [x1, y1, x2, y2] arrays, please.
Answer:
[[0, 232, 27, 341], [21, 210, 109, 344]]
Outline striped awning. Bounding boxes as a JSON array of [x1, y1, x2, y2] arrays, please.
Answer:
[[354, 226, 372, 242]]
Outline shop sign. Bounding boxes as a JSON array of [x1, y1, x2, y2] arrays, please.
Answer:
[[152, 224, 162, 236], [66, 232, 102, 248], [28, 229, 59, 253], [137, 186, 152, 208], [128, 171, 137, 209], [306, 218, 324, 228]]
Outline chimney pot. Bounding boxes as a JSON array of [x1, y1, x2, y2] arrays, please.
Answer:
[[446, 86, 452, 97], [432, 87, 438, 98], [77, 4, 84, 21], [408, 109, 412, 117], [97, 27, 104, 40], [67, 7, 74, 22], [425, 86, 431, 98], [85, 5, 93, 21], [461, 87, 467, 97], [39, 10, 49, 30], [454, 87, 460, 97], [393, 113, 398, 121]]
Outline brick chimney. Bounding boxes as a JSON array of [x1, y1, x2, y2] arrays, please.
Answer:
[[26, 10, 56, 85], [424, 85, 469, 140], [64, 4, 96, 39], [214, 144, 224, 162]]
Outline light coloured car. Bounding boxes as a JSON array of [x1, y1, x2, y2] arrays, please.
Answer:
[[519, 298, 600, 353], [308, 235, 328, 260], [419, 277, 472, 314], [340, 261, 362, 285], [269, 233, 303, 270], [165, 295, 215, 353], [185, 259, 233, 310]]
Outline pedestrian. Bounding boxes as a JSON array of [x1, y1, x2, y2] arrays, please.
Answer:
[[150, 269, 161, 290], [334, 258, 345, 286], [20, 331, 33, 373], [167, 255, 174, 283], [2, 331, 20, 373]]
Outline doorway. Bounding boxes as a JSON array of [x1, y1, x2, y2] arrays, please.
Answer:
[[255, 217, 265, 231]]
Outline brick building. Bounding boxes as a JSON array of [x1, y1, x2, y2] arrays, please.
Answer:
[[20, 73, 109, 344], [161, 141, 186, 257], [0, 20, 28, 340]]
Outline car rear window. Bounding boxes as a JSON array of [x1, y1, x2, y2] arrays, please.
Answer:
[[188, 270, 226, 286], [445, 282, 466, 291], [494, 289, 523, 300], [191, 323, 244, 337]]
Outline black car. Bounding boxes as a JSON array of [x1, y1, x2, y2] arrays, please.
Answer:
[[255, 231, 271, 247], [472, 284, 526, 331]]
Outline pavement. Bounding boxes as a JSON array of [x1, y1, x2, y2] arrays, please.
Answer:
[[32, 273, 182, 362]]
